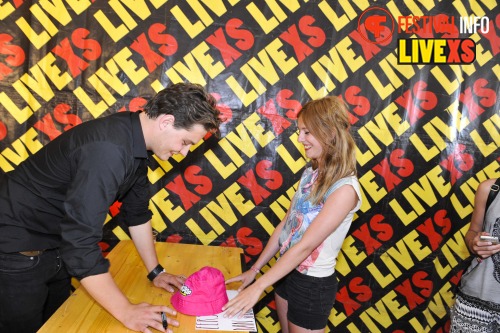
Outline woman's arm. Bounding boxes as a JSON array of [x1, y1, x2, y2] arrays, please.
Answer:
[[250, 184, 357, 292], [223, 184, 358, 317], [466, 179, 500, 258], [225, 212, 288, 291]]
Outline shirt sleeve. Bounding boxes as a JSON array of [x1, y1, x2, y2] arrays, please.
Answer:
[[324, 176, 362, 212], [60, 142, 128, 279], [119, 159, 152, 227]]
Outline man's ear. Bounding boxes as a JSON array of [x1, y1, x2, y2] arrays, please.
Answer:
[[159, 114, 175, 130]]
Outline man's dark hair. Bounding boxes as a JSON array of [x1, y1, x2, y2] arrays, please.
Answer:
[[144, 83, 221, 137]]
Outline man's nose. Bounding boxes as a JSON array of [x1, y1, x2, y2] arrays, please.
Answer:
[[180, 145, 191, 156]]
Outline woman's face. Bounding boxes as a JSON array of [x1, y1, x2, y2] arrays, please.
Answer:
[[297, 117, 323, 160]]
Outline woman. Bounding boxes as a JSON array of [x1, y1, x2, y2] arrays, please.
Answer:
[[450, 178, 500, 332], [223, 96, 362, 333]]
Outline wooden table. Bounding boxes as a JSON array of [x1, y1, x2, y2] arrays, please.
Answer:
[[38, 240, 246, 332]]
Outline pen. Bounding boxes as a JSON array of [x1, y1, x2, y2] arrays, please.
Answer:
[[161, 312, 168, 330]]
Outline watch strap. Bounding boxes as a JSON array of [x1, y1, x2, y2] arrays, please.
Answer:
[[147, 264, 165, 281]]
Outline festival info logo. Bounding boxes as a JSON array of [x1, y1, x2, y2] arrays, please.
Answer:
[[358, 7, 489, 64], [357, 7, 394, 45]]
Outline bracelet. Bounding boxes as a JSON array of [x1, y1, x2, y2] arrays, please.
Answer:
[[147, 264, 165, 281], [250, 266, 260, 274]]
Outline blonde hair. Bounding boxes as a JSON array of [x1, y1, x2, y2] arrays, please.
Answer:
[[298, 96, 357, 205]]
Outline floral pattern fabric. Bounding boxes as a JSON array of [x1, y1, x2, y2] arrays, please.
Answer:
[[278, 167, 361, 277]]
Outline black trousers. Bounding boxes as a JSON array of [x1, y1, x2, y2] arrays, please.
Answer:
[[0, 249, 71, 333]]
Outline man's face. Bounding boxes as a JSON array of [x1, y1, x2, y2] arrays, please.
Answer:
[[153, 115, 208, 160]]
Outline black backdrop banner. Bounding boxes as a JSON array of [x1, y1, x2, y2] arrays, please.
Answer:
[[1, 0, 499, 332]]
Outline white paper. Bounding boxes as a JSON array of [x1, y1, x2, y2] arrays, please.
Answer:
[[195, 290, 257, 332]]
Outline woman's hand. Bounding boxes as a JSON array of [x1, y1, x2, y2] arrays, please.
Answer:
[[473, 232, 500, 259], [222, 282, 264, 318], [225, 270, 257, 292]]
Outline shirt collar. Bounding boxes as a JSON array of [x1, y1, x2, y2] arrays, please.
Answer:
[[130, 112, 148, 159]]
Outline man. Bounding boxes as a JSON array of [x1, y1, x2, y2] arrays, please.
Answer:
[[0, 83, 221, 333]]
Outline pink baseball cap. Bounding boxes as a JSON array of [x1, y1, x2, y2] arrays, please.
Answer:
[[171, 266, 229, 316]]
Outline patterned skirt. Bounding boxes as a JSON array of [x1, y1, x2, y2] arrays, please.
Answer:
[[450, 290, 500, 333]]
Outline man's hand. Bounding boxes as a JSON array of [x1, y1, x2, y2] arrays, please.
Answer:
[[153, 272, 186, 292], [80, 273, 180, 333], [119, 303, 178, 333]]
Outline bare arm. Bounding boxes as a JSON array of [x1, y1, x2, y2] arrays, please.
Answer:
[[129, 221, 159, 271], [466, 179, 500, 259], [223, 184, 358, 317], [225, 212, 288, 291], [129, 222, 185, 292], [80, 272, 176, 332]]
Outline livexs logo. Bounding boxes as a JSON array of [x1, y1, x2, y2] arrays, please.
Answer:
[[357, 7, 490, 65]]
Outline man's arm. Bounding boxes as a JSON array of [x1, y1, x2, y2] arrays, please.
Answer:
[[129, 221, 185, 292], [129, 220, 159, 271], [80, 272, 177, 332]]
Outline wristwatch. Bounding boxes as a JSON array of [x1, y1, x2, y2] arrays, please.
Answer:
[[147, 264, 165, 281]]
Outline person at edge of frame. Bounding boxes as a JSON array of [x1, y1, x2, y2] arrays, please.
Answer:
[[223, 95, 362, 333], [0, 83, 221, 333], [450, 178, 500, 333]]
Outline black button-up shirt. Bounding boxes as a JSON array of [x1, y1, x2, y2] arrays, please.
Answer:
[[0, 112, 152, 279]]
